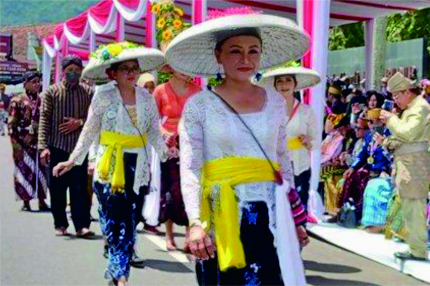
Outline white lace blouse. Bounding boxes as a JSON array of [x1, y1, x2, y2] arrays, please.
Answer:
[[69, 81, 168, 193], [179, 87, 295, 235], [287, 99, 317, 176]]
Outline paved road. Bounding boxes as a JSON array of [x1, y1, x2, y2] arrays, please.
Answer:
[[0, 136, 426, 286]]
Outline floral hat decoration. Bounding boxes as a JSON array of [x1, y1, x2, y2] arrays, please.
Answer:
[[82, 41, 165, 81], [152, 0, 191, 51]]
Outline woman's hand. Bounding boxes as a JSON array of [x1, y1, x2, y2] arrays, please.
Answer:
[[53, 160, 74, 177], [296, 226, 310, 248], [189, 225, 215, 260], [168, 147, 179, 159]]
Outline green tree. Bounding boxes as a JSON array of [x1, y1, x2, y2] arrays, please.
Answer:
[[386, 8, 430, 43], [328, 22, 364, 51]]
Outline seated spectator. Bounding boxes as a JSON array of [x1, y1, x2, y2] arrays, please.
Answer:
[[342, 108, 392, 221], [320, 116, 352, 215], [328, 84, 347, 114], [350, 94, 367, 128], [366, 90, 385, 110]]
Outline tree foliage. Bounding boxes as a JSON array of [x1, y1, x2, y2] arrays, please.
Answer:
[[329, 22, 364, 51], [386, 8, 430, 43], [328, 8, 430, 51]]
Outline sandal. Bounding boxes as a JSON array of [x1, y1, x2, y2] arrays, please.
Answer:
[[55, 227, 69, 236], [76, 228, 95, 238]]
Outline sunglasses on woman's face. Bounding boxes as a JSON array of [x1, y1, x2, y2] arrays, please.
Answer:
[[118, 66, 140, 74]]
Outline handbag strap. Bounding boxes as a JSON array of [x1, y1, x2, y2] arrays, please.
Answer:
[[210, 90, 281, 182]]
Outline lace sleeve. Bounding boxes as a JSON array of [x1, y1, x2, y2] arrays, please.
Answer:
[[277, 116, 295, 189], [88, 139, 99, 163], [69, 91, 104, 165], [179, 98, 205, 224], [146, 95, 168, 162]]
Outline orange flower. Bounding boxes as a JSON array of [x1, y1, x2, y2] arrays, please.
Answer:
[[173, 19, 183, 29], [151, 4, 161, 15]]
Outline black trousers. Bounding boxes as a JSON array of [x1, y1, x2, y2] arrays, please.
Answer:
[[196, 202, 283, 286], [48, 146, 91, 231], [294, 168, 311, 210]]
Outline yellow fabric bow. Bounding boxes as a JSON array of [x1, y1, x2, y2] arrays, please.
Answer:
[[201, 157, 280, 272], [98, 131, 147, 193], [287, 136, 304, 150]]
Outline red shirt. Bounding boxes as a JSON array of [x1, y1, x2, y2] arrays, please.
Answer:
[[153, 81, 201, 134]]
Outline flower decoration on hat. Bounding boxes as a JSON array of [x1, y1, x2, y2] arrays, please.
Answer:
[[206, 7, 261, 20], [152, 0, 191, 48], [91, 42, 139, 62]]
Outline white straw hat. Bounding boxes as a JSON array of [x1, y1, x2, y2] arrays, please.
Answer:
[[83, 42, 165, 80], [164, 14, 309, 77], [259, 67, 321, 91]]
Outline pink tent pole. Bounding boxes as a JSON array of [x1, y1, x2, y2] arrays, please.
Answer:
[[145, 0, 154, 47], [302, 0, 313, 104], [116, 13, 125, 42]]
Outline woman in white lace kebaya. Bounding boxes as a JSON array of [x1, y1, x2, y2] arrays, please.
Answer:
[[53, 42, 167, 286], [165, 9, 310, 286], [260, 67, 320, 211]]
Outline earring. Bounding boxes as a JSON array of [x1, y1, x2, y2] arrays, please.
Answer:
[[255, 72, 262, 82], [216, 64, 223, 82]]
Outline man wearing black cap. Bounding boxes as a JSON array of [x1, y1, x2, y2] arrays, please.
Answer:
[[38, 55, 94, 237]]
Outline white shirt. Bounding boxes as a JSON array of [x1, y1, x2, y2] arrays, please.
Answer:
[[286, 99, 317, 176], [179, 87, 295, 237], [69, 81, 168, 193]]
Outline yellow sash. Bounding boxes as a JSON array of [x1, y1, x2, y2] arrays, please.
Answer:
[[201, 157, 279, 272], [287, 136, 304, 150], [98, 131, 147, 193]]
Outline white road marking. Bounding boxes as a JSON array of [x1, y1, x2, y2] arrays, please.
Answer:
[[144, 233, 191, 264]]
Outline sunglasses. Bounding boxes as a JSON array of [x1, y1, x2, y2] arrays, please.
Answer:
[[118, 66, 140, 74]]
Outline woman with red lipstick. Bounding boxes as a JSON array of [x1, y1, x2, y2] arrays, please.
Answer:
[[52, 42, 169, 286], [165, 8, 310, 286]]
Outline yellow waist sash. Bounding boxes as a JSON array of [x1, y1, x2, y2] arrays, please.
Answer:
[[98, 131, 147, 193], [201, 157, 279, 272], [287, 136, 304, 150]]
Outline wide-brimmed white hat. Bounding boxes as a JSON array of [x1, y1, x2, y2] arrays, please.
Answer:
[[83, 42, 165, 80], [164, 14, 309, 77], [259, 67, 320, 91]]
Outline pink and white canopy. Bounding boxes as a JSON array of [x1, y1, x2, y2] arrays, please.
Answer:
[[42, 0, 430, 60]]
